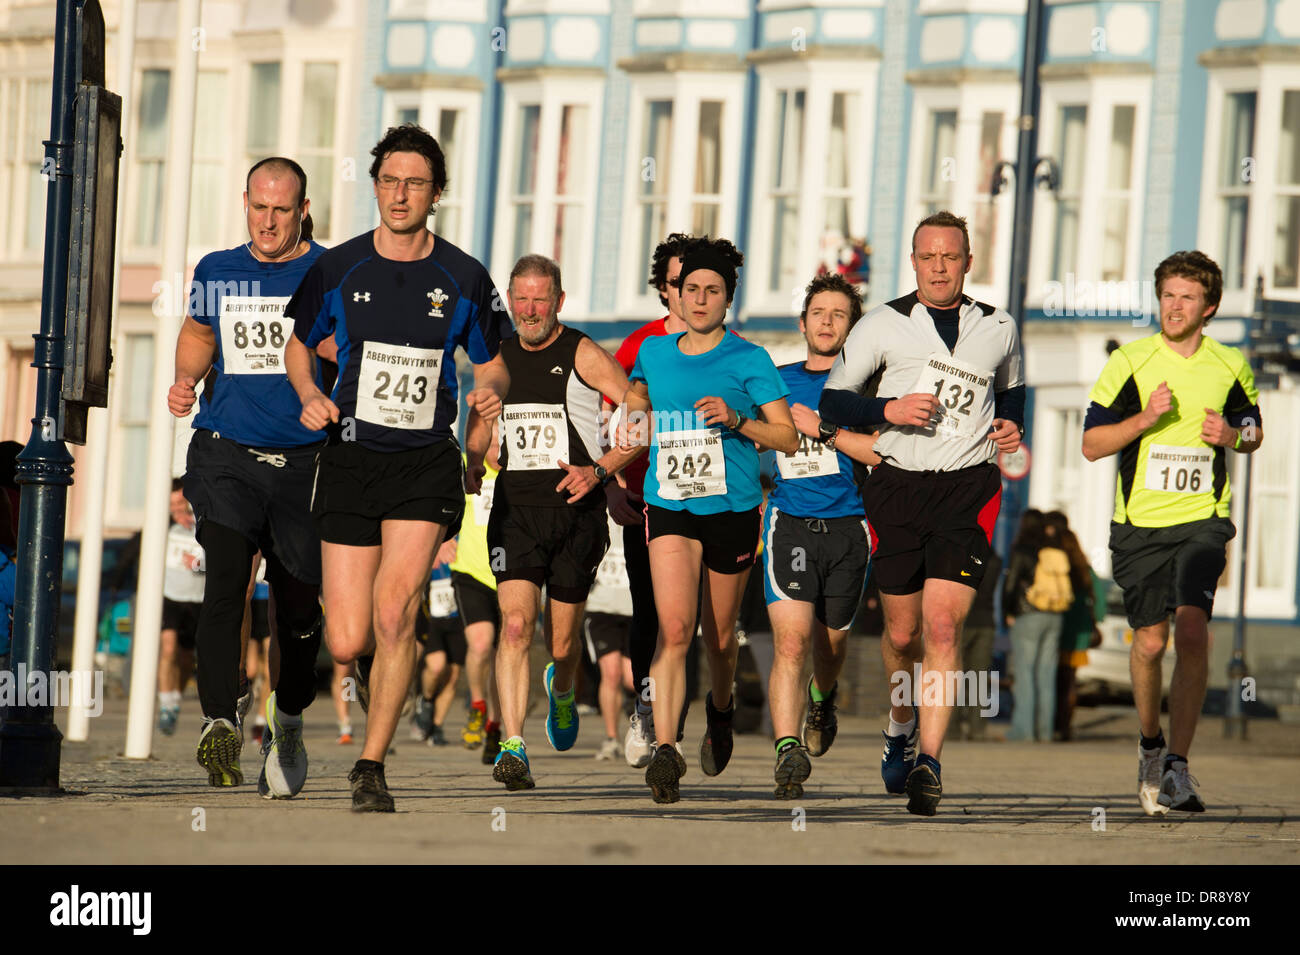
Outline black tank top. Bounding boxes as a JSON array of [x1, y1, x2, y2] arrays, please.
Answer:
[[497, 325, 604, 507]]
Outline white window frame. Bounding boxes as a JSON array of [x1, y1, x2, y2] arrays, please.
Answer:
[[1, 76, 51, 262], [492, 77, 604, 316], [901, 82, 1018, 304], [1199, 64, 1300, 312], [382, 88, 483, 251], [616, 72, 747, 316], [747, 59, 875, 317], [1027, 76, 1151, 310]]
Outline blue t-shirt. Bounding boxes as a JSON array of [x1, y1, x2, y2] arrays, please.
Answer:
[[287, 232, 512, 453], [631, 332, 789, 514], [190, 243, 328, 448], [0, 549, 14, 654], [766, 363, 864, 519]]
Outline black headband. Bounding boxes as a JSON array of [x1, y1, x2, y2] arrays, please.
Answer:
[[680, 248, 738, 300]]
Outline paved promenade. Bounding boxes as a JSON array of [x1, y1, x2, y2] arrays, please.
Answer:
[[0, 696, 1294, 865]]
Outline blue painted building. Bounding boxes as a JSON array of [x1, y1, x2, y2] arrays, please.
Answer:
[[357, 0, 1300, 637]]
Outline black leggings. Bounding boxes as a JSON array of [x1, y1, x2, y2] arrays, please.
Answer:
[[195, 522, 322, 721]]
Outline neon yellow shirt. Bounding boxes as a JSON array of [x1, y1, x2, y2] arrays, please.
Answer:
[[449, 459, 498, 589], [1087, 333, 1259, 527]]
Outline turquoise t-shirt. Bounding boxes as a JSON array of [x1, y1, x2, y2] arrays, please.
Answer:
[[630, 332, 789, 514]]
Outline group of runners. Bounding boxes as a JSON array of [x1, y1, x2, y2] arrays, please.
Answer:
[[166, 122, 1262, 817]]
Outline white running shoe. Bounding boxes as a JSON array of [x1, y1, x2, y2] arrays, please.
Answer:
[[625, 709, 655, 769], [1157, 761, 1205, 812], [595, 737, 622, 761], [263, 692, 308, 799], [1138, 745, 1169, 816]]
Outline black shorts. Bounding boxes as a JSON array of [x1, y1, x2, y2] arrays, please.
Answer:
[[422, 615, 468, 666], [645, 504, 760, 574], [451, 571, 500, 629], [862, 461, 1000, 595], [184, 429, 323, 585], [312, 438, 464, 547], [584, 612, 630, 662], [161, 598, 200, 650], [1109, 517, 1235, 629], [760, 507, 871, 631], [251, 597, 271, 641], [486, 495, 608, 604]]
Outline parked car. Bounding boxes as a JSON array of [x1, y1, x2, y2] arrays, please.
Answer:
[[55, 535, 140, 669], [1075, 578, 1175, 702]]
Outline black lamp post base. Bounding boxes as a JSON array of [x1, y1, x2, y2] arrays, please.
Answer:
[[0, 718, 63, 790]]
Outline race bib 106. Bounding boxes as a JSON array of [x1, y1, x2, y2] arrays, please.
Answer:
[[502, 403, 570, 471], [1144, 445, 1214, 494], [655, 429, 726, 500], [219, 296, 291, 375], [911, 353, 993, 441], [777, 434, 840, 480], [355, 342, 440, 429]]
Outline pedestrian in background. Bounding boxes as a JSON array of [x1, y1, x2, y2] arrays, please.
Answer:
[[1051, 518, 1106, 740]]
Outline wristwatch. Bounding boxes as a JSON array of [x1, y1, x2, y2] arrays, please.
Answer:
[[731, 411, 748, 431], [817, 420, 839, 450], [593, 464, 610, 484]]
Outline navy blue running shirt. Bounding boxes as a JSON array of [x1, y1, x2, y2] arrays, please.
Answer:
[[286, 232, 513, 452], [766, 363, 864, 519], [190, 243, 327, 448]]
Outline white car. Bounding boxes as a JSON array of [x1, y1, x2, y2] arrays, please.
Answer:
[[1075, 580, 1175, 701]]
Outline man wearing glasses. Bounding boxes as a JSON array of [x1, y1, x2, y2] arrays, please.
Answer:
[[285, 124, 512, 812]]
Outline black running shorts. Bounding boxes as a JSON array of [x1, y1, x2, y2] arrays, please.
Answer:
[[184, 429, 323, 585], [1109, 516, 1235, 629], [486, 493, 609, 603], [451, 571, 500, 629], [760, 507, 871, 631], [161, 598, 200, 650], [645, 504, 760, 574], [421, 616, 468, 666], [861, 461, 1001, 596], [584, 611, 631, 662], [311, 438, 464, 547]]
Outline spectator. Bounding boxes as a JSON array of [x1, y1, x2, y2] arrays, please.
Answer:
[[954, 550, 1001, 740], [1002, 509, 1072, 741], [1053, 522, 1106, 740]]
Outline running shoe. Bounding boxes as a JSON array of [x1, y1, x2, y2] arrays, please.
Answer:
[[410, 696, 433, 742], [905, 754, 942, 816], [699, 691, 735, 777], [880, 706, 919, 795], [481, 725, 502, 765], [492, 737, 536, 791], [1158, 762, 1205, 813], [595, 737, 622, 761], [773, 743, 812, 800], [158, 704, 180, 736], [646, 743, 687, 804], [624, 708, 655, 769], [196, 717, 243, 787], [1138, 745, 1169, 816], [348, 760, 394, 813], [355, 654, 373, 714], [235, 677, 252, 744], [337, 724, 353, 745], [429, 725, 447, 746], [802, 680, 838, 757], [462, 707, 486, 748], [544, 662, 579, 751], [262, 691, 308, 799]]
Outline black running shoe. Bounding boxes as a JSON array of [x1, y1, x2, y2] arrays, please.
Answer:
[[482, 725, 502, 765], [355, 654, 373, 715], [699, 691, 735, 777], [348, 760, 394, 813], [802, 680, 838, 757], [646, 744, 687, 804], [773, 743, 812, 800], [905, 756, 942, 816]]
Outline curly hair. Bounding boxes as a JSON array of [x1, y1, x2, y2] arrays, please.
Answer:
[[668, 236, 744, 290], [1155, 250, 1223, 320], [368, 124, 448, 195], [647, 233, 705, 307], [800, 273, 864, 327]]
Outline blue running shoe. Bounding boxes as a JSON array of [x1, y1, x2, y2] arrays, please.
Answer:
[[544, 662, 579, 751], [880, 705, 918, 795], [492, 737, 536, 791]]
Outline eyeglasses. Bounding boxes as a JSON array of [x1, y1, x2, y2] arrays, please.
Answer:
[[376, 175, 433, 192]]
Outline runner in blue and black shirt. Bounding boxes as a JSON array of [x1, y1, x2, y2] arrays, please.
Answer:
[[284, 124, 511, 813]]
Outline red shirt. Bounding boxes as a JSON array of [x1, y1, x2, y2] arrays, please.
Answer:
[[612, 317, 670, 499]]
